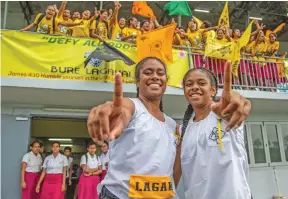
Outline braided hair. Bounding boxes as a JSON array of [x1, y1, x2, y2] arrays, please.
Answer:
[[135, 57, 167, 112], [181, 68, 218, 139]]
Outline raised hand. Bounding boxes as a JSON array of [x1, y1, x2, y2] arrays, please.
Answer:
[[87, 73, 129, 144], [210, 61, 251, 131]]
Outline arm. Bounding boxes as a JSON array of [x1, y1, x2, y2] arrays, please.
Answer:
[[20, 23, 36, 31], [121, 34, 134, 41], [57, 1, 67, 18], [90, 29, 105, 42], [110, 5, 120, 26], [36, 168, 46, 193], [94, 165, 102, 175], [202, 26, 218, 33], [90, 7, 100, 23], [173, 124, 182, 188], [225, 26, 232, 42], [20, 162, 27, 188], [58, 20, 82, 27], [62, 166, 67, 184]]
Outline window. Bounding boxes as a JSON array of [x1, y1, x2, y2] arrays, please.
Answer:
[[266, 124, 281, 163], [280, 123, 288, 162], [250, 124, 266, 164]]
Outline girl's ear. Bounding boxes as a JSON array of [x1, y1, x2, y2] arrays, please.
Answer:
[[211, 86, 217, 98]]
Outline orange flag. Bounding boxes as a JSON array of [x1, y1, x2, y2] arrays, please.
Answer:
[[132, 1, 156, 19], [265, 23, 286, 37], [136, 24, 176, 64]]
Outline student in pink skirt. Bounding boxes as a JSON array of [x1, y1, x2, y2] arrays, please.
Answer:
[[21, 141, 43, 199], [36, 141, 68, 199], [78, 141, 102, 199], [100, 141, 109, 181]]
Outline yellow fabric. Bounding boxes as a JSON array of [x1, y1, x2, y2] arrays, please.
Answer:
[[266, 40, 280, 62], [1, 30, 188, 88], [276, 55, 287, 79], [128, 174, 175, 199], [217, 118, 223, 150], [136, 24, 176, 64], [187, 29, 204, 54], [55, 16, 73, 36], [91, 20, 111, 39], [71, 19, 92, 37], [265, 23, 286, 37], [111, 22, 127, 40], [244, 41, 255, 55], [33, 13, 60, 34], [193, 16, 203, 27], [205, 20, 254, 76], [218, 1, 229, 27]]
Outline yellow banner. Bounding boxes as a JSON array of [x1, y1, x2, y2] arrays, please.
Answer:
[[218, 1, 229, 27], [1, 30, 189, 88]]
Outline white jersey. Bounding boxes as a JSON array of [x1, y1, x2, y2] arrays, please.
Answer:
[[101, 151, 109, 171], [22, 151, 43, 173], [99, 98, 178, 199], [181, 111, 251, 199]]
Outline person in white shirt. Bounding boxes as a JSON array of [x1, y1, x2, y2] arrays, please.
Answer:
[[78, 141, 102, 199], [36, 141, 68, 199], [64, 147, 73, 199], [21, 141, 43, 199], [174, 62, 251, 199], [100, 140, 109, 181], [87, 58, 251, 199]]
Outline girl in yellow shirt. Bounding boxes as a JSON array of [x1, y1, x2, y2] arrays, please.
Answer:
[[71, 10, 97, 38], [121, 17, 141, 43], [90, 9, 112, 40], [173, 27, 189, 47], [265, 32, 281, 85], [110, 2, 127, 41]]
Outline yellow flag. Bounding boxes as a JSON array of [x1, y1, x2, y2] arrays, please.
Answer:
[[277, 54, 288, 79], [193, 16, 203, 27], [205, 20, 254, 77], [218, 1, 229, 28], [136, 23, 176, 64], [231, 20, 254, 76]]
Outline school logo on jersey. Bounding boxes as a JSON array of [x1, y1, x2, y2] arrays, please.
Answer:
[[209, 127, 226, 144]]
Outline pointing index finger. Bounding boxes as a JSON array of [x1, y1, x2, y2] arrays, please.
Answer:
[[113, 72, 123, 109], [223, 60, 232, 94]]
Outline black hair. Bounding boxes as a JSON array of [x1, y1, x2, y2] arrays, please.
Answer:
[[87, 141, 97, 148], [103, 140, 109, 147], [30, 141, 41, 147], [51, 141, 61, 147], [178, 26, 186, 31], [181, 68, 218, 139], [135, 57, 167, 112], [40, 142, 44, 148], [64, 147, 72, 152], [232, 29, 240, 38], [100, 9, 108, 14], [202, 20, 211, 28], [141, 20, 150, 28], [128, 17, 137, 27]]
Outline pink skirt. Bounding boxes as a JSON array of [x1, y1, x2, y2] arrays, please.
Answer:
[[22, 172, 40, 199], [206, 58, 225, 75], [78, 173, 101, 199], [238, 59, 250, 75], [192, 54, 204, 68], [101, 170, 107, 181], [40, 174, 64, 199]]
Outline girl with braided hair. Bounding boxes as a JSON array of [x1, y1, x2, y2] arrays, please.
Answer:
[[175, 61, 251, 199], [87, 57, 251, 199]]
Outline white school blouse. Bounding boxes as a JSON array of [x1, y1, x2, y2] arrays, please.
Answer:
[[22, 151, 43, 173], [80, 153, 101, 169], [42, 154, 68, 174], [181, 111, 251, 199], [100, 151, 110, 171], [99, 98, 178, 199]]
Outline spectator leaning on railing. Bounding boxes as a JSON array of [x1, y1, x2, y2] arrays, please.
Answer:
[[20, 5, 83, 34]]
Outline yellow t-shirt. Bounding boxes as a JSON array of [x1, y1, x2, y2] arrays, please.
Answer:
[[34, 13, 60, 34], [122, 28, 141, 42], [252, 42, 268, 63], [173, 34, 189, 46], [266, 40, 279, 62], [187, 30, 204, 53], [56, 16, 73, 36], [111, 22, 126, 41], [244, 41, 255, 55], [91, 20, 111, 39], [71, 19, 91, 37]]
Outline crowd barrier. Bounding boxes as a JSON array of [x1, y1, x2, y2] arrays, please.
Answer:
[[174, 45, 288, 92], [1, 30, 287, 92]]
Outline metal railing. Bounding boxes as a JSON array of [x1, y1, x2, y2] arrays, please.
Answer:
[[174, 45, 287, 92], [1, 30, 287, 93]]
